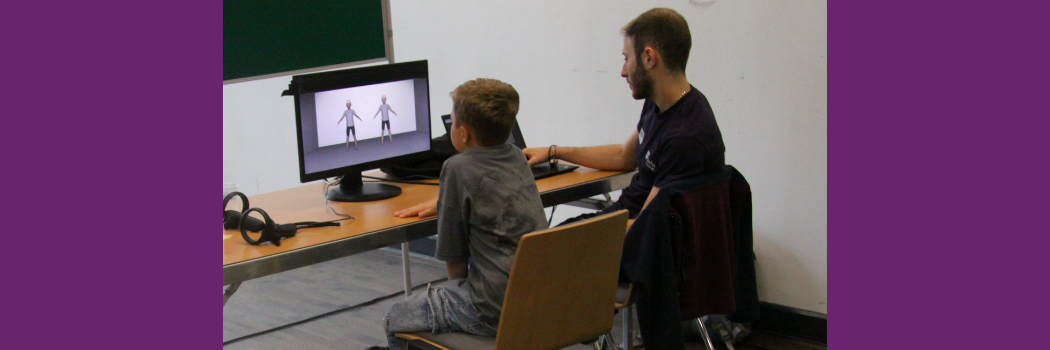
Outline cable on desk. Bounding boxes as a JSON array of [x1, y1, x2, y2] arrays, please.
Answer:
[[222, 277, 449, 346], [319, 177, 356, 220], [548, 205, 558, 228], [321, 176, 343, 187]]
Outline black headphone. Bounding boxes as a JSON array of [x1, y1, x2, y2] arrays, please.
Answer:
[[224, 192, 265, 232], [224, 191, 343, 246], [238, 208, 340, 246]]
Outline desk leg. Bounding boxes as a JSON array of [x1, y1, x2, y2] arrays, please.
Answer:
[[223, 282, 241, 307], [401, 242, 412, 298]]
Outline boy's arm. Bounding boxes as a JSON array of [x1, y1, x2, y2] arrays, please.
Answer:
[[354, 112, 362, 121], [394, 198, 437, 218], [373, 109, 380, 119], [445, 259, 468, 279], [389, 107, 397, 115], [431, 163, 473, 278], [394, 148, 455, 219], [336, 115, 345, 125]]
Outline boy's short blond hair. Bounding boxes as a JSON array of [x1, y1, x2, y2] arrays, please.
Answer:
[[450, 78, 519, 147]]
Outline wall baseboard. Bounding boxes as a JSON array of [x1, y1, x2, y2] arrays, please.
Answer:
[[752, 302, 827, 344]]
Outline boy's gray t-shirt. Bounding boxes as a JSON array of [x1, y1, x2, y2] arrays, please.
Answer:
[[434, 143, 548, 325]]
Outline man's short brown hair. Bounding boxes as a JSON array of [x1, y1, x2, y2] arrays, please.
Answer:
[[622, 8, 692, 74], [450, 78, 520, 147]]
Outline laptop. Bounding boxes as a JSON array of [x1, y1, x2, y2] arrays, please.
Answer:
[[441, 114, 579, 179]]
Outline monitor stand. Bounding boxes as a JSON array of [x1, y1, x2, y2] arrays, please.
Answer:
[[327, 172, 402, 202]]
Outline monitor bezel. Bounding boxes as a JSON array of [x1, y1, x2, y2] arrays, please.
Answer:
[[290, 60, 433, 184]]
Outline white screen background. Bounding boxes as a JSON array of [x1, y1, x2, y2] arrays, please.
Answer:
[[314, 80, 418, 148]]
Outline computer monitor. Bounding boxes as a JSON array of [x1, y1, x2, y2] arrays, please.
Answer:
[[287, 60, 432, 202]]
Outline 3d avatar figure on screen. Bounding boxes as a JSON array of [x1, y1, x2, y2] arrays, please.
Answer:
[[337, 100, 364, 151], [372, 95, 398, 145]]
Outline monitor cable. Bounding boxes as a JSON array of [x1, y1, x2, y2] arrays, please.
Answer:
[[322, 177, 356, 221]]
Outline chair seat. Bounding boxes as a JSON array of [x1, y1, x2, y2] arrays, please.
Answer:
[[397, 332, 495, 350]]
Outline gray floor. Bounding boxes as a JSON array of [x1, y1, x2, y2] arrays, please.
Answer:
[[223, 249, 447, 349], [222, 249, 823, 350]]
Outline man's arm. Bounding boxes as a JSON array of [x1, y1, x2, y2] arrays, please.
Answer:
[[628, 186, 661, 230], [446, 259, 468, 279], [354, 112, 362, 121], [389, 107, 397, 115], [522, 130, 639, 171], [373, 109, 380, 119], [629, 137, 709, 229], [336, 115, 345, 125]]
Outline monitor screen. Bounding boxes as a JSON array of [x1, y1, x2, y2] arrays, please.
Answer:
[[289, 60, 432, 201], [441, 113, 526, 150]]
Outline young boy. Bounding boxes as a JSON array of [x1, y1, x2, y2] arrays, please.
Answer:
[[375, 79, 548, 350]]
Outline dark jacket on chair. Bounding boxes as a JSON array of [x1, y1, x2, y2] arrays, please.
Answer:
[[620, 165, 759, 350]]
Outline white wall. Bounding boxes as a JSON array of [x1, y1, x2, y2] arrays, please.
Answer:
[[223, 0, 827, 314]]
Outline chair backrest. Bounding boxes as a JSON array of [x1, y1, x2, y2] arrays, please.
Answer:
[[671, 183, 738, 319], [493, 210, 629, 350], [668, 165, 759, 321]]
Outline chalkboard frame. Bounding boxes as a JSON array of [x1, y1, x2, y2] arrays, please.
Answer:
[[223, 0, 395, 85]]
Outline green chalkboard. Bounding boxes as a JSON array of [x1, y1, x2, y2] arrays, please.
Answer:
[[223, 0, 391, 83]]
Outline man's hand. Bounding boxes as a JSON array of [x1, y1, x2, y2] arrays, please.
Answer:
[[394, 199, 438, 218], [522, 147, 550, 166]]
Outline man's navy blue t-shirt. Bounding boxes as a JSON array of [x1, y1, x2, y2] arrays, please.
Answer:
[[609, 86, 726, 217]]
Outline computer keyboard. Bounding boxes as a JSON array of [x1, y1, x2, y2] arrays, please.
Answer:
[[531, 163, 579, 180]]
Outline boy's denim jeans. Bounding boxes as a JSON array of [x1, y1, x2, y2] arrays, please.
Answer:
[[384, 279, 497, 350]]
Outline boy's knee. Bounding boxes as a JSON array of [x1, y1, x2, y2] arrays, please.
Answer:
[[384, 294, 433, 334], [384, 300, 409, 335]]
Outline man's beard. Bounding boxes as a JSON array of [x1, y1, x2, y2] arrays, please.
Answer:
[[629, 63, 654, 100]]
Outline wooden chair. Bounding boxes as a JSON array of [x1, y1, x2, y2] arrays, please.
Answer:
[[395, 210, 630, 350]]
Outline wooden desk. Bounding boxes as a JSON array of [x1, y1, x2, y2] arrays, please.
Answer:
[[222, 167, 635, 290]]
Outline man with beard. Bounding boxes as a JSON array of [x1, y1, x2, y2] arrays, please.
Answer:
[[522, 7, 726, 224], [393, 8, 724, 224]]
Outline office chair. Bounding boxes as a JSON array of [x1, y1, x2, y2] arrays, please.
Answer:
[[672, 165, 758, 350], [621, 165, 759, 350]]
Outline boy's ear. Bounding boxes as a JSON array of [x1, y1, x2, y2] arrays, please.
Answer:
[[458, 124, 472, 144]]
